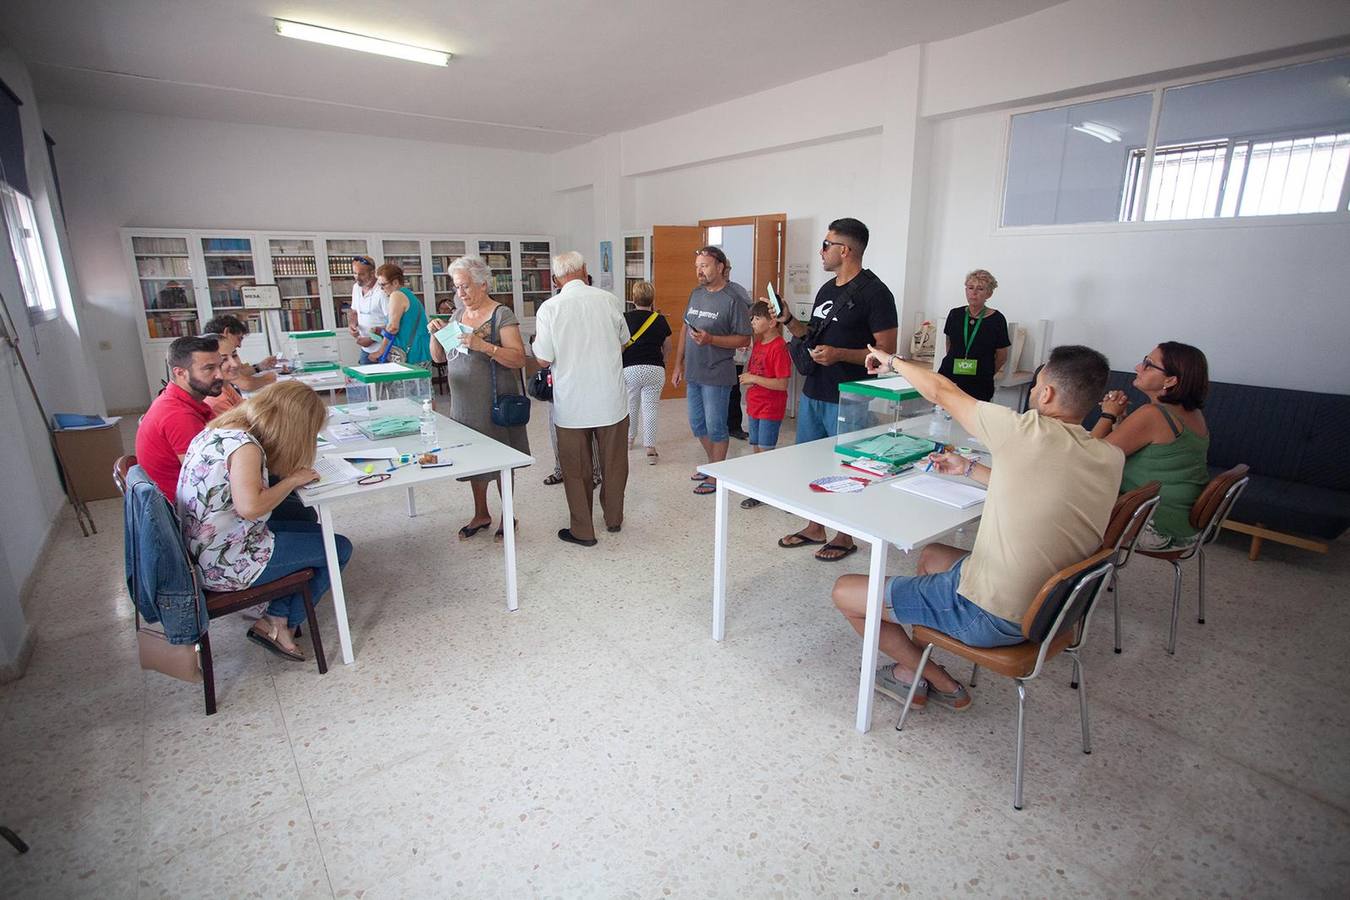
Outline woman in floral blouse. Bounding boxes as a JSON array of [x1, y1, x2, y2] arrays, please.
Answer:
[[176, 380, 353, 661]]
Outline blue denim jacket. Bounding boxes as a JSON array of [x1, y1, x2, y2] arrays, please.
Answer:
[[123, 464, 208, 645]]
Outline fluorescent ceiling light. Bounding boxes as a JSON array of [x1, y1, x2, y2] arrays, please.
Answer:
[[274, 19, 451, 67], [1072, 121, 1122, 143]]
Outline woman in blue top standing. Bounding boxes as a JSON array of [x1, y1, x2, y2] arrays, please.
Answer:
[[370, 262, 432, 367]]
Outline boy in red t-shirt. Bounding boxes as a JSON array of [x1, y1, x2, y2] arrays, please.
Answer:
[[737, 301, 792, 508]]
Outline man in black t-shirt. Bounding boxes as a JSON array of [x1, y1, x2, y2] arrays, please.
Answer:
[[774, 218, 898, 561]]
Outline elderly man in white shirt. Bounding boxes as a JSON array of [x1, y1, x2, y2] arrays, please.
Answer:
[[346, 254, 388, 363], [532, 251, 631, 546]]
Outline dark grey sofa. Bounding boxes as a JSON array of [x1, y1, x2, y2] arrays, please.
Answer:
[[1082, 372, 1350, 559]]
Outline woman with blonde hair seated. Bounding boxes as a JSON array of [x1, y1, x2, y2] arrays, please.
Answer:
[[177, 380, 353, 661]]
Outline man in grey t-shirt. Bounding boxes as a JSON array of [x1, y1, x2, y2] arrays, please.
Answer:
[[672, 246, 752, 493]]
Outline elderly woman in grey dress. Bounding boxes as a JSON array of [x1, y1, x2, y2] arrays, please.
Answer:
[[427, 256, 531, 541]]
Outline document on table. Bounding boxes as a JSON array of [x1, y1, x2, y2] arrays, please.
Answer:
[[330, 446, 401, 463], [891, 473, 986, 508], [351, 362, 412, 375], [299, 456, 365, 496], [432, 321, 474, 356], [320, 422, 365, 444]]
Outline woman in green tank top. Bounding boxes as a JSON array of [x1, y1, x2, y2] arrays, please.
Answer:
[[1091, 342, 1211, 550]]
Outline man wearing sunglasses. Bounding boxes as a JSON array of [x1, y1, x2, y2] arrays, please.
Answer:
[[346, 255, 388, 364], [773, 218, 898, 562]]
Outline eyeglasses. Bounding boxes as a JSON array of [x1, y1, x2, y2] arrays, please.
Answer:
[[357, 472, 391, 486], [1140, 356, 1168, 374], [821, 240, 848, 252]]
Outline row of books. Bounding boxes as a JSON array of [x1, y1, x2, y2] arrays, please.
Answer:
[[137, 256, 192, 277], [145, 312, 200, 338], [204, 258, 254, 277], [133, 237, 189, 255], [272, 256, 318, 276]]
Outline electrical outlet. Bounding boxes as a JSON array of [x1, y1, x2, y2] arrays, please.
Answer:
[[98, 340, 112, 351]]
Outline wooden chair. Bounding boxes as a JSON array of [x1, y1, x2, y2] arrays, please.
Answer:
[[431, 359, 448, 395], [115, 455, 328, 715], [1136, 464, 1250, 655], [896, 549, 1116, 810], [1099, 481, 1162, 656]]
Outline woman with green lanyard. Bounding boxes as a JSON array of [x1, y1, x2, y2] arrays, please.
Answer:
[[370, 262, 432, 367], [937, 269, 1011, 401], [1092, 342, 1211, 551]]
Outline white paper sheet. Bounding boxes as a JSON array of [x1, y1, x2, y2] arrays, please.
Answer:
[[891, 473, 986, 509]]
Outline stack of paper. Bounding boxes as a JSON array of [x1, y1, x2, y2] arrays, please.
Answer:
[[891, 473, 986, 509]]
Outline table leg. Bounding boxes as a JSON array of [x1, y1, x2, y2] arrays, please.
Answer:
[[406, 486, 417, 517], [712, 480, 729, 641], [855, 538, 888, 733], [318, 503, 355, 665], [500, 467, 519, 612]]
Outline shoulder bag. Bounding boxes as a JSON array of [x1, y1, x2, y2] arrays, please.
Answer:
[[488, 307, 531, 427]]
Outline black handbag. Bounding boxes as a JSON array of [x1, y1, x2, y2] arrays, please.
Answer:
[[528, 368, 553, 402], [488, 307, 531, 427]]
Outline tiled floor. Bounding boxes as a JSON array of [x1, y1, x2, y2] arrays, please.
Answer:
[[1, 399, 1347, 897]]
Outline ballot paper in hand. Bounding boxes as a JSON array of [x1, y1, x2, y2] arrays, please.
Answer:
[[433, 322, 475, 356]]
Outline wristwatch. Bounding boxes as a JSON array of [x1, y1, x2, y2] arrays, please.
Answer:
[[1099, 412, 1118, 424]]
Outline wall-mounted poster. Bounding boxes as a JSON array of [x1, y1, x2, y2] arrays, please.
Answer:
[[599, 240, 613, 275]]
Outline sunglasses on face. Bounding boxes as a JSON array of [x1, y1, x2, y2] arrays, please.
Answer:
[[821, 240, 848, 252]]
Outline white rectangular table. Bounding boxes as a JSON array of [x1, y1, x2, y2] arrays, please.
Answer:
[[300, 399, 534, 665], [698, 414, 987, 733]]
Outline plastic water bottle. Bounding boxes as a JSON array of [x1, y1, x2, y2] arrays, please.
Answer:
[[287, 335, 306, 372], [419, 398, 437, 449]]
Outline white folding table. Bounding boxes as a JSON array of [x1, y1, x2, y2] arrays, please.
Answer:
[[698, 414, 987, 733], [301, 399, 534, 665]]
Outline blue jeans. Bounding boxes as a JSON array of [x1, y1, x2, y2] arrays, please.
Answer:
[[687, 381, 734, 443], [254, 521, 354, 627], [796, 395, 840, 444], [747, 415, 782, 449], [885, 557, 1024, 648]]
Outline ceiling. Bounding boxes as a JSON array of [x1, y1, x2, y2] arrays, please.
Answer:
[[2, 0, 1065, 153]]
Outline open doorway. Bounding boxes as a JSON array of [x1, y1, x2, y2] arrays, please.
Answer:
[[648, 214, 785, 398]]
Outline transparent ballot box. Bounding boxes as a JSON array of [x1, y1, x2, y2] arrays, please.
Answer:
[[834, 375, 933, 468], [286, 330, 340, 372], [342, 363, 432, 409]]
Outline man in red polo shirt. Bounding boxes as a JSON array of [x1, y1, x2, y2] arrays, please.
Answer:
[[135, 335, 225, 497]]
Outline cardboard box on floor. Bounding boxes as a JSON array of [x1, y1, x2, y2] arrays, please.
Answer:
[[53, 423, 125, 501]]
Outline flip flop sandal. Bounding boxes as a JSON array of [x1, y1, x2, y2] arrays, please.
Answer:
[[543, 472, 564, 485], [693, 481, 717, 495], [815, 543, 859, 562], [246, 623, 305, 662], [458, 520, 491, 540], [778, 531, 826, 548], [691, 472, 709, 481]]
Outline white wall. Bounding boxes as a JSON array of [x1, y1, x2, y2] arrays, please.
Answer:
[[42, 105, 556, 411], [922, 110, 1350, 391], [550, 185, 595, 265], [556, 0, 1350, 394], [632, 132, 883, 304], [0, 43, 103, 674]]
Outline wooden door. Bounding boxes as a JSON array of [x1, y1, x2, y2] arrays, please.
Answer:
[[753, 214, 786, 300], [651, 225, 705, 399]]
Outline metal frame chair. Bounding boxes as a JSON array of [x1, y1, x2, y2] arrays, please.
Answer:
[[1136, 464, 1250, 655], [115, 455, 327, 715], [1099, 482, 1162, 656], [896, 549, 1117, 810]]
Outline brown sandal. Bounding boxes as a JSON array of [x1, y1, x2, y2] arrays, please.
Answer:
[[246, 620, 306, 662]]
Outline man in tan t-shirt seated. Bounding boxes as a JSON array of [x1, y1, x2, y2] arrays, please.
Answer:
[[832, 344, 1124, 711]]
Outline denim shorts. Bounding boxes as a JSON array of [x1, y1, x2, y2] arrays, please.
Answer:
[[687, 381, 734, 443], [885, 557, 1025, 648], [747, 415, 782, 449]]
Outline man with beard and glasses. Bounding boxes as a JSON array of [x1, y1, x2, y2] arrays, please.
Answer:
[[672, 246, 752, 496], [135, 334, 225, 498]]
